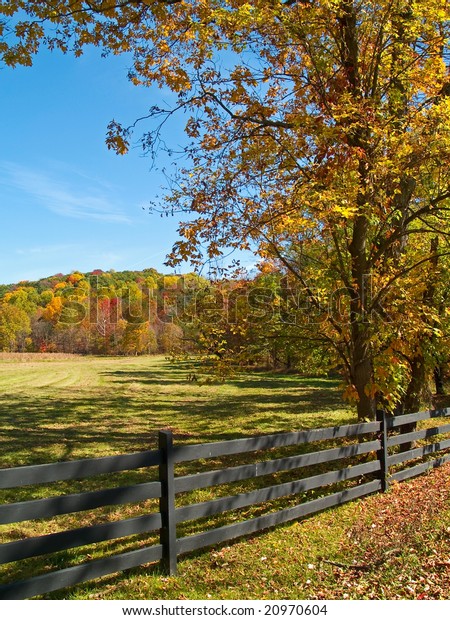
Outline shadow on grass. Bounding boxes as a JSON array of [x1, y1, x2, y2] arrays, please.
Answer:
[[101, 369, 185, 386], [0, 361, 361, 600], [101, 369, 341, 390], [0, 362, 353, 469], [0, 397, 154, 467]]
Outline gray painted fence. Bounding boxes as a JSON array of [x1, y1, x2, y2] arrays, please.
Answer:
[[0, 407, 449, 599]]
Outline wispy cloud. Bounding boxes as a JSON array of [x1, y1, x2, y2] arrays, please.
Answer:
[[0, 161, 131, 223]]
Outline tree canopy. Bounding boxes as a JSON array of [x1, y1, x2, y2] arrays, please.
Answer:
[[2, 0, 450, 418]]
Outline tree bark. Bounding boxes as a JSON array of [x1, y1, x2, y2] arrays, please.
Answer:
[[349, 215, 376, 421], [399, 354, 432, 451], [434, 365, 445, 396], [354, 352, 376, 421]]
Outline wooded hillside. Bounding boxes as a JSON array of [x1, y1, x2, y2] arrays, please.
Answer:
[[0, 266, 332, 376]]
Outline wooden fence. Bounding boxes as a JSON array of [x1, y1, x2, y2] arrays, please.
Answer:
[[1, 407, 450, 599]]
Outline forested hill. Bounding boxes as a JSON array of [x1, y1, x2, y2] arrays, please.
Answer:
[[0, 267, 164, 295], [0, 266, 326, 374], [0, 267, 197, 356]]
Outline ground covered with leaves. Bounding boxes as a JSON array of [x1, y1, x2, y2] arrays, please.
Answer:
[[327, 463, 450, 600]]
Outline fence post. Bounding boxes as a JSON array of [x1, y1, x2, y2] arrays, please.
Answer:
[[158, 430, 177, 575], [376, 409, 389, 492]]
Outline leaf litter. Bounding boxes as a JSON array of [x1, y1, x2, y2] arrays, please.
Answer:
[[321, 463, 450, 599]]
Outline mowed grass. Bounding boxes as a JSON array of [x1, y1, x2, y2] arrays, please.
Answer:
[[0, 353, 351, 466], [0, 353, 449, 600]]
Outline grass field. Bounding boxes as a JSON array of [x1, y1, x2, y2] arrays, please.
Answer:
[[0, 353, 449, 600], [0, 353, 352, 467]]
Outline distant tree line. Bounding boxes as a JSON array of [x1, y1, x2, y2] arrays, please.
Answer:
[[0, 269, 182, 357], [0, 266, 332, 373], [1, 263, 449, 410]]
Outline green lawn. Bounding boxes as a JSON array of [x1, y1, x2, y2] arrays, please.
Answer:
[[0, 353, 449, 600], [0, 353, 352, 467]]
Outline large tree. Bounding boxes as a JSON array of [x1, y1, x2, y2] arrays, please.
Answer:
[[3, 0, 450, 418]]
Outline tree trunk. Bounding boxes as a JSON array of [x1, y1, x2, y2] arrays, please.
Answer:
[[397, 237, 438, 448], [403, 354, 431, 414], [399, 354, 432, 451], [352, 330, 376, 421], [337, 3, 376, 421], [434, 365, 445, 396], [348, 213, 376, 421], [354, 357, 376, 421]]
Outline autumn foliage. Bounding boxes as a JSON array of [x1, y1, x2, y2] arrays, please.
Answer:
[[0, 270, 179, 356], [2, 1, 450, 418]]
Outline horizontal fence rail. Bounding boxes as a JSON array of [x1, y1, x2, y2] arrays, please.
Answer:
[[0, 445, 164, 601], [0, 407, 449, 599], [176, 480, 383, 557], [172, 422, 381, 463], [174, 439, 381, 494], [0, 450, 162, 489], [0, 481, 162, 525]]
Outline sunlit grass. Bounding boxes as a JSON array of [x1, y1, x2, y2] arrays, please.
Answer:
[[0, 354, 449, 600], [0, 354, 352, 466]]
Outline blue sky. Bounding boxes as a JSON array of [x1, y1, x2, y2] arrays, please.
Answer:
[[0, 46, 235, 285]]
